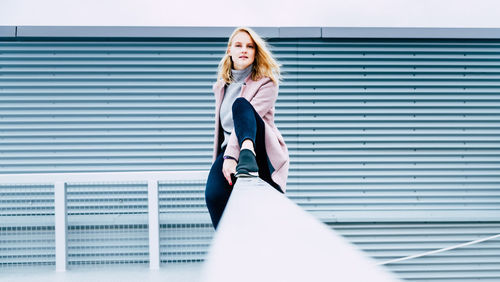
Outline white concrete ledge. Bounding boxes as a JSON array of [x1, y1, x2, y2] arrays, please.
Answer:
[[201, 177, 401, 282]]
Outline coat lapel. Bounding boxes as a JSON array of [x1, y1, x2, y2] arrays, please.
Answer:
[[213, 80, 226, 115]]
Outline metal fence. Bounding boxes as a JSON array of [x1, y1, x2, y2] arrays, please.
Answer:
[[0, 171, 209, 271]]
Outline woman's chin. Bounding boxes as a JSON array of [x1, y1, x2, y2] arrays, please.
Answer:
[[236, 62, 252, 70]]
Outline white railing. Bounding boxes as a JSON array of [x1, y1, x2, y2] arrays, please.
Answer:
[[0, 170, 209, 271], [4, 172, 496, 277]]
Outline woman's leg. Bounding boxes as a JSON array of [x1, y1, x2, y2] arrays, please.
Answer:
[[232, 97, 283, 193], [205, 151, 234, 229]]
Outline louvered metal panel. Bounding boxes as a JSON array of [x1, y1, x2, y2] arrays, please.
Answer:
[[0, 40, 220, 173], [331, 222, 500, 282], [283, 39, 500, 224], [159, 180, 214, 263], [66, 182, 149, 266], [1, 36, 499, 280], [0, 184, 55, 268]]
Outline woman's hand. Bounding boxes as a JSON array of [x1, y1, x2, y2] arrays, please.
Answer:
[[222, 158, 237, 186]]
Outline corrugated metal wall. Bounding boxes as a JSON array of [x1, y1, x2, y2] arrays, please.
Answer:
[[0, 40, 216, 173], [1, 36, 499, 280]]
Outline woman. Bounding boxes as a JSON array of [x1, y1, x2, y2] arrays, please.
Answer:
[[205, 27, 289, 229]]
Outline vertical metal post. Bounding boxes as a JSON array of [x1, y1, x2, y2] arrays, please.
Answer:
[[54, 181, 67, 272], [148, 180, 160, 270]]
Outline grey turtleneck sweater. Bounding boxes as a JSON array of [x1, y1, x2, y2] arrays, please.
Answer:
[[220, 64, 253, 148]]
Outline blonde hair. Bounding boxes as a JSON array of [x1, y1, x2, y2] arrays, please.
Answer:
[[217, 27, 281, 85]]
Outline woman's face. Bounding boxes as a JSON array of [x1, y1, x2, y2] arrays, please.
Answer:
[[227, 31, 256, 70]]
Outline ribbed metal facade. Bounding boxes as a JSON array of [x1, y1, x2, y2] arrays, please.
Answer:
[[1, 33, 500, 280], [333, 222, 500, 281], [0, 40, 217, 173]]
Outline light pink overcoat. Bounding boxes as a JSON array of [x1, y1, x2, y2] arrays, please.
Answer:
[[211, 75, 289, 191]]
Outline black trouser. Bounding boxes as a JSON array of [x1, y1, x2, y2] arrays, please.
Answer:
[[205, 98, 282, 229]]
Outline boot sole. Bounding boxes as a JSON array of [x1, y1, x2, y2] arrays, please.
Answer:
[[235, 171, 259, 178]]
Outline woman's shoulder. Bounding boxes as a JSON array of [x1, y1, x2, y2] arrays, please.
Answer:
[[249, 76, 276, 87], [212, 79, 226, 91]]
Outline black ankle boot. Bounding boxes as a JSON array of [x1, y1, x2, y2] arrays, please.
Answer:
[[235, 149, 259, 178]]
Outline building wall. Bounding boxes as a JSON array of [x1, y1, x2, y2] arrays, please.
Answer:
[[1, 26, 499, 281]]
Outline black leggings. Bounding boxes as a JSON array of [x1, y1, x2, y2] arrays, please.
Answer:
[[205, 97, 282, 229]]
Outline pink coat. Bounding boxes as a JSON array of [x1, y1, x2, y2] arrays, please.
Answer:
[[211, 75, 290, 191]]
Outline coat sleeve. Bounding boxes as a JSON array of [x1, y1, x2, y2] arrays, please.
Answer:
[[223, 79, 278, 160]]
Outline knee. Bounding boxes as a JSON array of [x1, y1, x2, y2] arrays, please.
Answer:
[[232, 97, 249, 114], [204, 185, 218, 207]]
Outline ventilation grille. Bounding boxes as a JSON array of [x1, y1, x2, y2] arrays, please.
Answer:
[[0, 184, 55, 268], [66, 182, 149, 266], [159, 180, 214, 263]]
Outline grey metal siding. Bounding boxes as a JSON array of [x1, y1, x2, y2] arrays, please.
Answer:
[[332, 222, 500, 282], [1, 34, 499, 280], [0, 40, 219, 173], [286, 39, 500, 223]]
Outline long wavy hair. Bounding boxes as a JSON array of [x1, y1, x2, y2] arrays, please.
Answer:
[[217, 27, 281, 85]]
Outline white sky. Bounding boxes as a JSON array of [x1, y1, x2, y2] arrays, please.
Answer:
[[0, 0, 499, 28]]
